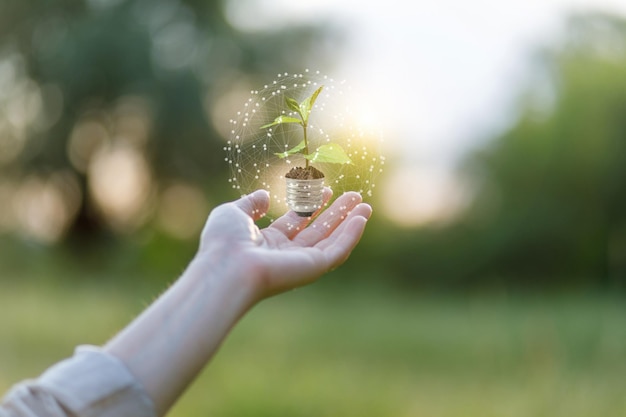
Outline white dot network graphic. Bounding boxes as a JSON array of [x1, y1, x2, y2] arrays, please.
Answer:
[[226, 70, 384, 219]]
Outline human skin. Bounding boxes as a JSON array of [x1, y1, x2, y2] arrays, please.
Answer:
[[104, 189, 372, 416]]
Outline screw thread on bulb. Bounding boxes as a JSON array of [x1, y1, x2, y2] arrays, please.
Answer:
[[285, 178, 324, 217]]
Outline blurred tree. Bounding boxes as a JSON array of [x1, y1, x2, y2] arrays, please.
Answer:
[[459, 12, 626, 288], [0, 0, 342, 245], [351, 12, 626, 291]]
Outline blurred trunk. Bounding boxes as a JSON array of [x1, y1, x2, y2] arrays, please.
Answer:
[[66, 175, 106, 247]]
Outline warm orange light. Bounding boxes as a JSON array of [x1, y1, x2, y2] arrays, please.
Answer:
[[158, 182, 210, 240], [381, 165, 471, 228], [88, 143, 153, 232], [11, 172, 81, 243]]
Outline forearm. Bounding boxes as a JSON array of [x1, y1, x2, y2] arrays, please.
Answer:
[[104, 255, 257, 416]]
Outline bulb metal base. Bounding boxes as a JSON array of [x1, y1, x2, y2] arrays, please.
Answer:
[[285, 178, 324, 217]]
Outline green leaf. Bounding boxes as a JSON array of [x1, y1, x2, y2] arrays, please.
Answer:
[[260, 115, 302, 129], [304, 143, 352, 164], [274, 140, 306, 158], [300, 85, 324, 123], [285, 97, 301, 116]]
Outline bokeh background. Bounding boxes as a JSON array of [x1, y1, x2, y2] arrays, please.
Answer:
[[1, 0, 626, 416]]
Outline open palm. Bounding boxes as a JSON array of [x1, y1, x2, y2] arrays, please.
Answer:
[[199, 189, 372, 300]]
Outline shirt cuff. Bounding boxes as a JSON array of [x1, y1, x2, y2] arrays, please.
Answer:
[[35, 345, 156, 417]]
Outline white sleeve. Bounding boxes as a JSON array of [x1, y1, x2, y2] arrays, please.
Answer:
[[0, 345, 156, 417]]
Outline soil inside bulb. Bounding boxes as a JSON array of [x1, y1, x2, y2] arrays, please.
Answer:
[[284, 166, 325, 180]]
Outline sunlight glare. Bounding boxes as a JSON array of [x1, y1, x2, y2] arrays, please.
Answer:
[[381, 165, 471, 228], [88, 143, 153, 231], [12, 173, 81, 243], [158, 182, 210, 240]]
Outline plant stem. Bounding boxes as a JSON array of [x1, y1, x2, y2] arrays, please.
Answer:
[[303, 121, 309, 169]]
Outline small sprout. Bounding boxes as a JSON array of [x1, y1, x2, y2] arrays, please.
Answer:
[[261, 85, 352, 169]]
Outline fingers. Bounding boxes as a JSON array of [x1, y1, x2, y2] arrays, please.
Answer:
[[271, 211, 370, 286], [314, 202, 372, 249], [292, 191, 366, 247], [268, 187, 333, 239], [233, 189, 270, 221], [317, 214, 369, 270], [257, 209, 371, 297]]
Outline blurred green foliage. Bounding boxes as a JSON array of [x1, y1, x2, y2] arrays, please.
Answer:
[[345, 13, 626, 291], [1, 4, 626, 291], [0, 0, 341, 234], [0, 0, 345, 280]]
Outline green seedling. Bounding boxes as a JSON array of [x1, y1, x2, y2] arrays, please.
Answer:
[[260, 85, 352, 169]]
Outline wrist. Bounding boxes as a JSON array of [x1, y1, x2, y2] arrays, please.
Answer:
[[185, 248, 262, 310]]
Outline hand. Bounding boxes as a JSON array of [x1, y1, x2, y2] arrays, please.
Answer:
[[197, 188, 372, 300]]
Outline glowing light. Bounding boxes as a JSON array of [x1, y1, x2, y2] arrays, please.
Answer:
[[381, 166, 471, 228], [0, 55, 48, 166], [207, 80, 254, 142], [11, 172, 81, 243], [158, 182, 209, 240], [88, 143, 153, 231]]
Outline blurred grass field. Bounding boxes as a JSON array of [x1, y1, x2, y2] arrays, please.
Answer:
[[1, 277, 625, 417]]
